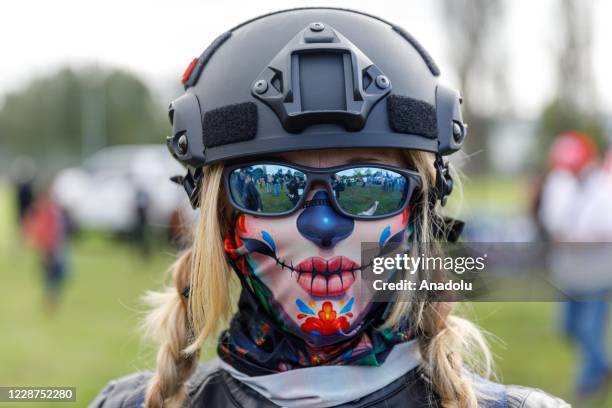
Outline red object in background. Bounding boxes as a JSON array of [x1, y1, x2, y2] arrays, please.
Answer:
[[23, 196, 63, 255], [549, 131, 598, 174], [181, 58, 199, 85]]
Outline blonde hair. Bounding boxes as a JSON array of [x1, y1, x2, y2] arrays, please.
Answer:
[[143, 152, 493, 408]]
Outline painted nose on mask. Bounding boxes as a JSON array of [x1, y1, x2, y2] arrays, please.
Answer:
[[297, 190, 354, 248]]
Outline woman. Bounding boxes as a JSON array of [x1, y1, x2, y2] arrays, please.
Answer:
[[91, 8, 568, 408]]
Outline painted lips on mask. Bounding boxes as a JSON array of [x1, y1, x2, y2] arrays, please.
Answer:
[[294, 256, 360, 297]]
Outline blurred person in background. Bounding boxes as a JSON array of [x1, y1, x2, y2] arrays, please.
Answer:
[[133, 183, 152, 259], [92, 8, 568, 408], [10, 155, 36, 229], [538, 130, 611, 399], [23, 178, 70, 312]]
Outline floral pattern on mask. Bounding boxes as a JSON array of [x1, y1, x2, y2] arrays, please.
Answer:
[[298, 300, 352, 335]]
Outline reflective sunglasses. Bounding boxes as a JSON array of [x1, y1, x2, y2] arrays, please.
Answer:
[[223, 161, 422, 220]]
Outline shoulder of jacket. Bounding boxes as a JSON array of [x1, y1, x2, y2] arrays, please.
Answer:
[[88, 363, 218, 408], [88, 371, 152, 408], [504, 385, 571, 408]]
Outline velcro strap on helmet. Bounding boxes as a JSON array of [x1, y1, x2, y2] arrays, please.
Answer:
[[202, 102, 258, 148], [386, 95, 438, 138]]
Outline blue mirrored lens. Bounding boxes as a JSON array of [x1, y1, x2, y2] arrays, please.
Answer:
[[229, 165, 306, 213], [334, 167, 408, 216]]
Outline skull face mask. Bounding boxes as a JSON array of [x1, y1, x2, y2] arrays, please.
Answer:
[[225, 189, 411, 347]]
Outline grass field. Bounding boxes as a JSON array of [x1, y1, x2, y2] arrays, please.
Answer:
[[1, 179, 610, 407]]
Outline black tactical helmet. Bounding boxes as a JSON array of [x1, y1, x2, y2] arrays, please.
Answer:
[[167, 7, 466, 207]]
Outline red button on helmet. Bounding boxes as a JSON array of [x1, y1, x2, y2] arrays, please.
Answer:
[[181, 58, 199, 85]]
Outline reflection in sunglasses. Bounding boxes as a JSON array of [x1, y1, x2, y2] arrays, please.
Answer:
[[228, 164, 413, 218]]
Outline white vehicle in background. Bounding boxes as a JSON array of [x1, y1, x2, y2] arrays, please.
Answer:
[[52, 145, 195, 233]]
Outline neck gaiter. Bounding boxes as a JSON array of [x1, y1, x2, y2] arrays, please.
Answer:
[[218, 190, 415, 375]]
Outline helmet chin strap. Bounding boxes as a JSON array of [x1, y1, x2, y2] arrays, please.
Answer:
[[434, 154, 453, 207], [170, 166, 203, 209], [429, 154, 465, 243]]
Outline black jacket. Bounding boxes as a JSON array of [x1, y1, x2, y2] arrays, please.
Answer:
[[90, 363, 569, 408], [242, 182, 262, 212]]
